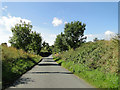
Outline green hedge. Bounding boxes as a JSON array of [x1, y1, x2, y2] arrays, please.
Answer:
[[53, 40, 118, 88]]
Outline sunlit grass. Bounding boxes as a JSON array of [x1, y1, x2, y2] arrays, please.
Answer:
[[53, 39, 118, 88], [2, 45, 42, 89]]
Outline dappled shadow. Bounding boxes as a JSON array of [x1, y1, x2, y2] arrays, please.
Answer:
[[38, 63, 60, 66], [11, 77, 34, 87], [2, 57, 40, 89], [43, 58, 53, 59], [43, 60, 56, 62], [54, 58, 60, 62], [28, 71, 73, 74], [40, 52, 52, 57]]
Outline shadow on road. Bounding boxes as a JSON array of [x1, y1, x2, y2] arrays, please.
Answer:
[[42, 60, 56, 62], [43, 58, 53, 59], [11, 77, 34, 87], [29, 71, 73, 74], [38, 63, 60, 66], [39, 52, 52, 57]]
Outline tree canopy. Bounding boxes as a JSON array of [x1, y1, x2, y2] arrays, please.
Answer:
[[54, 21, 87, 52], [54, 33, 68, 52], [64, 21, 86, 49], [42, 41, 51, 52], [9, 20, 42, 55]]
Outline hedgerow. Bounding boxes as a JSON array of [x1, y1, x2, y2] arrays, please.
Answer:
[[53, 39, 118, 88]]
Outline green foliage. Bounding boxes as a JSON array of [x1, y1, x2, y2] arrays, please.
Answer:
[[93, 37, 99, 42], [9, 20, 42, 55], [64, 21, 87, 49], [42, 41, 52, 53], [54, 33, 68, 53], [1, 43, 7, 46], [42, 41, 47, 48], [2, 45, 42, 88], [54, 21, 87, 53], [9, 21, 32, 51], [27, 31, 42, 55], [53, 39, 118, 88], [49, 45, 54, 53]]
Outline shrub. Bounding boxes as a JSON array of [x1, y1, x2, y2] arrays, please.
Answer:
[[53, 39, 118, 88]]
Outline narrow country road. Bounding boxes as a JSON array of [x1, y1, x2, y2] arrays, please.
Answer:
[[8, 55, 94, 88]]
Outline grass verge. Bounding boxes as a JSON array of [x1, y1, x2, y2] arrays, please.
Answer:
[[53, 56, 118, 89], [1, 45, 42, 89]]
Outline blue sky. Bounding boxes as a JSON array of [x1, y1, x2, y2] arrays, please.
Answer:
[[0, 2, 118, 45]]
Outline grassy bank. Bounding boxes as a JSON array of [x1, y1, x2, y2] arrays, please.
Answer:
[[1, 45, 42, 89], [53, 40, 118, 88]]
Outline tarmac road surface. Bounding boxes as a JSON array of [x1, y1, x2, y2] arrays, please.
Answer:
[[8, 55, 94, 88]]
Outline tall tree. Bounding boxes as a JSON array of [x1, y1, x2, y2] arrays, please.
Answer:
[[42, 41, 49, 50], [9, 21, 32, 51], [54, 33, 68, 52], [42, 41, 46, 48], [27, 31, 42, 54], [9, 20, 42, 54], [42, 41, 52, 53], [64, 21, 87, 49]]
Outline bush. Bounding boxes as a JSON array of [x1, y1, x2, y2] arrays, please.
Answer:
[[53, 39, 118, 88]]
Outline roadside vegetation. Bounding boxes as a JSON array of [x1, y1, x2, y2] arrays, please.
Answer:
[[1, 19, 119, 89], [40, 41, 52, 57], [2, 45, 42, 89], [9, 21, 42, 55], [53, 21, 86, 53], [53, 21, 119, 88], [1, 20, 52, 89], [53, 39, 118, 88]]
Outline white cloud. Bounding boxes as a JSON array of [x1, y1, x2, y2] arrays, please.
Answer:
[[104, 30, 116, 40], [64, 21, 68, 24], [105, 30, 115, 35], [33, 26, 57, 46], [0, 15, 31, 46], [41, 33, 57, 46], [85, 30, 116, 42], [2, 6, 8, 11], [52, 17, 63, 27], [85, 34, 103, 42]]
